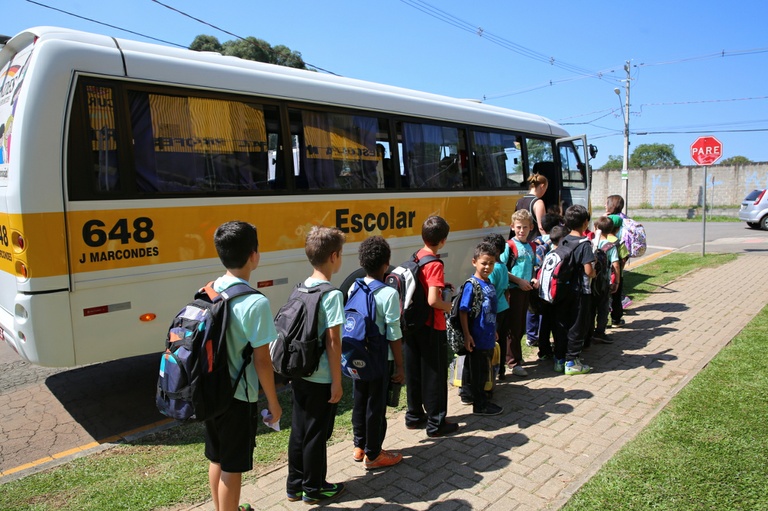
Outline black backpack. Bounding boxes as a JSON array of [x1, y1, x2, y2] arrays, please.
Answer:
[[384, 252, 442, 331], [537, 238, 590, 303], [591, 242, 615, 297], [156, 282, 260, 422], [270, 282, 336, 380]]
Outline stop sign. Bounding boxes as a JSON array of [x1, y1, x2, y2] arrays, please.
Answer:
[[690, 136, 723, 165]]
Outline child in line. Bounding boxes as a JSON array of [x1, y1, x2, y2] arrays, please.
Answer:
[[504, 209, 538, 377], [589, 216, 621, 344], [459, 241, 503, 416], [605, 195, 628, 327], [525, 213, 563, 351], [350, 236, 405, 470], [208, 221, 282, 511], [607, 213, 629, 327], [556, 205, 596, 375], [485, 233, 511, 381], [540, 225, 567, 370], [286, 226, 346, 505], [403, 216, 459, 438]]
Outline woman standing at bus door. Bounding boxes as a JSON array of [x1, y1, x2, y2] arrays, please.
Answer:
[[513, 174, 548, 241]]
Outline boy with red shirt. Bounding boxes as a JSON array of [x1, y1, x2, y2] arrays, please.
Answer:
[[403, 216, 459, 438]]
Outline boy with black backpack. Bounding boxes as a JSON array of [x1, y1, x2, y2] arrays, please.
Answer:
[[403, 216, 459, 438], [556, 205, 596, 375], [207, 221, 282, 511], [348, 236, 404, 470], [286, 226, 346, 505], [589, 216, 621, 345]]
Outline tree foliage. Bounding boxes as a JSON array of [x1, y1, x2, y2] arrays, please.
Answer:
[[720, 155, 752, 166], [189, 34, 307, 70], [600, 155, 624, 170], [629, 143, 681, 168]]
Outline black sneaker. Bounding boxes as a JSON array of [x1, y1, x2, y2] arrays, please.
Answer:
[[474, 403, 503, 416], [405, 418, 427, 430], [427, 421, 459, 438], [460, 395, 473, 405], [592, 333, 614, 344], [302, 482, 345, 505]]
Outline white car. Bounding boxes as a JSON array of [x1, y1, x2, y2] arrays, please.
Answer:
[[738, 189, 768, 230]]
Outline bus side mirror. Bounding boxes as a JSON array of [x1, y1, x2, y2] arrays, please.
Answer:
[[589, 144, 598, 160]]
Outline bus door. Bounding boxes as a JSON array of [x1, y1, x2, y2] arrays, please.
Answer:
[[556, 135, 592, 211]]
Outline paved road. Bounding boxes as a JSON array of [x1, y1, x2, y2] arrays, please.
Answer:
[[1, 221, 766, 480]]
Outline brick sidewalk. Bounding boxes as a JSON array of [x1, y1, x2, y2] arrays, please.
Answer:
[[195, 254, 768, 510]]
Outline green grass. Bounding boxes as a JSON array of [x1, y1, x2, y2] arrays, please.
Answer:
[[632, 215, 740, 223], [0, 252, 746, 510], [563, 298, 768, 510]]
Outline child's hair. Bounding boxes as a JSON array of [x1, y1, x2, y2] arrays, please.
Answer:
[[540, 213, 563, 234], [606, 195, 625, 215], [549, 225, 566, 246], [305, 226, 346, 267], [595, 216, 613, 235], [564, 205, 590, 231], [421, 216, 450, 246], [358, 235, 391, 275], [482, 233, 506, 258], [511, 208, 533, 226], [214, 221, 259, 270], [473, 241, 497, 260], [527, 173, 548, 190]]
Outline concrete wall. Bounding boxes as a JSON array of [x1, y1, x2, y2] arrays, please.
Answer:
[[590, 163, 768, 210]]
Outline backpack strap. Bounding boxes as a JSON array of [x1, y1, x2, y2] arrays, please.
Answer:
[[296, 281, 338, 350]]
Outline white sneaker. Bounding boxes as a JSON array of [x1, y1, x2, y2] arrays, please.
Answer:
[[511, 365, 528, 377], [565, 358, 592, 375]]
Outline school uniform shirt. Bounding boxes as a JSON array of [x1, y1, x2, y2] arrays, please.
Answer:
[[213, 275, 277, 402], [561, 234, 595, 294], [459, 277, 497, 351], [416, 248, 447, 331], [302, 277, 344, 384], [357, 277, 403, 360], [508, 238, 535, 289], [488, 255, 509, 313]]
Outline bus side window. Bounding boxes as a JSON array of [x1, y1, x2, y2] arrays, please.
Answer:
[[83, 85, 121, 193], [472, 130, 523, 189], [399, 122, 466, 190]]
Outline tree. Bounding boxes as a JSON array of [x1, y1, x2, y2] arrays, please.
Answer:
[[600, 155, 624, 170], [720, 155, 752, 166], [189, 35, 222, 53], [628, 143, 680, 168], [189, 34, 307, 70]]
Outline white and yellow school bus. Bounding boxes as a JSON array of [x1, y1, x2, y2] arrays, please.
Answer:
[[0, 26, 593, 367]]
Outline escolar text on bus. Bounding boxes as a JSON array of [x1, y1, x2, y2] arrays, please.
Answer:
[[335, 207, 416, 234]]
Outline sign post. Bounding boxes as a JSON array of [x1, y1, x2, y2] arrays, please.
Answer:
[[690, 136, 723, 256]]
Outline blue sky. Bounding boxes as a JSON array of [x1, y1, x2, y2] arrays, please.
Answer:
[[6, 0, 768, 168]]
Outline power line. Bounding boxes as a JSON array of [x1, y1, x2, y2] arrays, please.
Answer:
[[150, 0, 338, 75], [25, 0, 187, 48]]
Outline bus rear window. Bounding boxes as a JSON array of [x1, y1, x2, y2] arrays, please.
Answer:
[[86, 85, 121, 193]]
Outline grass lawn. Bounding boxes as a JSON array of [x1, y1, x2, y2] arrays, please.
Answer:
[[0, 253, 753, 510]]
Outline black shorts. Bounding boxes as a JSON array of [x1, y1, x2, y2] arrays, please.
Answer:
[[204, 398, 258, 473]]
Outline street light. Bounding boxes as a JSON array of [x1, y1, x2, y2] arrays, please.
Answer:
[[614, 63, 631, 214]]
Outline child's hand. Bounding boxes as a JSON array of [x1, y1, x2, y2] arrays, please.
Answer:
[[531, 278, 539, 290], [464, 335, 475, 353], [518, 279, 533, 291], [391, 365, 405, 384], [328, 381, 343, 404]]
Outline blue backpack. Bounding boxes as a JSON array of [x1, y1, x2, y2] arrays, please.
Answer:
[[341, 279, 389, 381]]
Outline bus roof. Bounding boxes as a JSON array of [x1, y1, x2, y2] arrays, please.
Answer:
[[5, 26, 568, 138]]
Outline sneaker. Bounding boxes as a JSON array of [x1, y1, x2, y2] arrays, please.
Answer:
[[427, 421, 459, 438], [525, 338, 538, 347], [364, 449, 403, 470], [621, 296, 633, 309], [592, 333, 614, 344], [352, 447, 364, 462], [286, 492, 303, 502], [405, 418, 427, 430], [611, 318, 626, 328], [553, 358, 565, 373], [238, 505, 254, 511], [565, 358, 593, 375], [511, 365, 528, 377], [474, 402, 503, 416], [302, 482, 345, 505], [460, 396, 473, 405]]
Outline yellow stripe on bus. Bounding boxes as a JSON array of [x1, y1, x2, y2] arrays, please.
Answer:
[[0, 194, 518, 277]]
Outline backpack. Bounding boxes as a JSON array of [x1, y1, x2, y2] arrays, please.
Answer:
[[591, 242, 615, 298], [384, 252, 442, 331], [537, 238, 590, 303], [505, 239, 538, 272], [270, 282, 336, 380], [621, 216, 647, 258], [446, 278, 484, 355], [340, 279, 389, 381], [156, 282, 259, 422]]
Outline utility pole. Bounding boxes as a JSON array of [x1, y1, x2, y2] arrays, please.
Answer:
[[620, 61, 631, 214]]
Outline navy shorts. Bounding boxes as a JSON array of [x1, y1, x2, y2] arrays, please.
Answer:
[[204, 398, 259, 473]]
